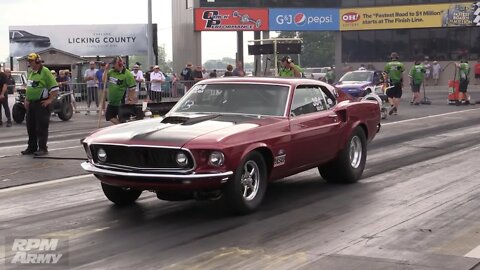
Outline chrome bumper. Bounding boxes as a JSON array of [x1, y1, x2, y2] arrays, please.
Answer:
[[81, 162, 233, 180]]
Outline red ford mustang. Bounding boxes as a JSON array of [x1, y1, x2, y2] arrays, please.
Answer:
[[81, 77, 381, 214]]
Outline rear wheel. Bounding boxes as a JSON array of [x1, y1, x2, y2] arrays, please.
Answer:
[[101, 183, 142, 206], [223, 151, 267, 214], [12, 103, 26, 124], [319, 127, 366, 184]]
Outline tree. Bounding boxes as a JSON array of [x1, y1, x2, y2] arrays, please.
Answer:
[[277, 31, 335, 68], [129, 44, 172, 73]]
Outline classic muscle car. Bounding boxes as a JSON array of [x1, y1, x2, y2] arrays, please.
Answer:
[[81, 77, 381, 214]]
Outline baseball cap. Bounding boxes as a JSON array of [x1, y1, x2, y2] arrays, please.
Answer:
[[27, 52, 41, 62]]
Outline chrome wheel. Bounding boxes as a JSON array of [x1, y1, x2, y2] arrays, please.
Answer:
[[349, 136, 362, 169], [240, 160, 260, 201]]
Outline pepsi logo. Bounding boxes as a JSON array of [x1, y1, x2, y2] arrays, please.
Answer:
[[294, 13, 307, 26], [342, 12, 360, 23]]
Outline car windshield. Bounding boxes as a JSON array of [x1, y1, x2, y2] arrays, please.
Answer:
[[170, 83, 290, 116], [340, 72, 373, 82], [12, 74, 23, 85]]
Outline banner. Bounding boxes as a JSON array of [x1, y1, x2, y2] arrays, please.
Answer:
[[195, 8, 269, 31], [269, 9, 339, 31], [9, 24, 149, 57], [340, 2, 475, 31]]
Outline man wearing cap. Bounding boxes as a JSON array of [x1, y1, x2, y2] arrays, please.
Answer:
[[21, 53, 59, 156], [385, 52, 405, 115], [149, 66, 165, 103], [103, 56, 136, 124], [279, 56, 302, 78], [84, 61, 98, 115], [131, 64, 144, 94]]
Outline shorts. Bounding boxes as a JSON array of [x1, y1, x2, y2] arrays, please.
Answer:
[[105, 104, 119, 121], [411, 83, 421, 93], [386, 82, 402, 99], [459, 79, 469, 93]]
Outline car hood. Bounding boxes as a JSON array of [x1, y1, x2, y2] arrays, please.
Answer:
[[335, 81, 371, 88], [84, 113, 280, 147]]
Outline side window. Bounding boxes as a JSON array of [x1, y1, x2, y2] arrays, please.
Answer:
[[291, 86, 331, 117]]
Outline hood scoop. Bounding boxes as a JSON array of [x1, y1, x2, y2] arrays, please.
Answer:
[[161, 114, 221, 125]]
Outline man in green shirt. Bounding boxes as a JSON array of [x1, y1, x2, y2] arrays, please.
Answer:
[[279, 56, 302, 78], [456, 59, 471, 105], [103, 56, 137, 124], [21, 53, 59, 156], [384, 52, 405, 115], [408, 60, 425, 105]]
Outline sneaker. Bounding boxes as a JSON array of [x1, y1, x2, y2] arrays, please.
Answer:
[[413, 102, 420, 106], [21, 148, 36, 155], [393, 107, 398, 115], [34, 149, 48, 156], [388, 106, 395, 115], [6, 121, 12, 127]]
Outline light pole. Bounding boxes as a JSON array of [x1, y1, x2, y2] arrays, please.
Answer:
[[147, 0, 154, 67]]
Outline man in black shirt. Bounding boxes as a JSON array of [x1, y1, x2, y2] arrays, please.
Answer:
[[0, 70, 12, 127]]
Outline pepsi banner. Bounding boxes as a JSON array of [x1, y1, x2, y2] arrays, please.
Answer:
[[269, 9, 339, 31]]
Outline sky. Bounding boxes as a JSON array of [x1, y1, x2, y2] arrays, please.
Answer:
[[0, 0, 257, 66]]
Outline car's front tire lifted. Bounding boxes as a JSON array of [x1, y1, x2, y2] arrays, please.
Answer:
[[101, 183, 142, 206], [223, 151, 267, 214], [319, 127, 367, 184]]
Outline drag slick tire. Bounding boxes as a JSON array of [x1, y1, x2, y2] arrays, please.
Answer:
[[101, 183, 142, 206], [57, 102, 73, 121], [223, 151, 267, 214], [12, 103, 26, 124], [318, 127, 366, 184]]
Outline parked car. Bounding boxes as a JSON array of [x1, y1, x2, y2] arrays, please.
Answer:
[[81, 77, 381, 214], [9, 71, 27, 95], [9, 30, 51, 47], [304, 67, 329, 81], [334, 70, 384, 98]]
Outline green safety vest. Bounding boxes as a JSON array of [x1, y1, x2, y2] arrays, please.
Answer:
[[26, 66, 58, 101], [107, 68, 136, 106]]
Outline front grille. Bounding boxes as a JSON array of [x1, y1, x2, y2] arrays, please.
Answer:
[[90, 144, 194, 170]]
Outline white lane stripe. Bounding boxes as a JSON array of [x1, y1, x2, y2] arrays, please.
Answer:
[[0, 131, 87, 144], [0, 139, 81, 150], [0, 174, 92, 193], [465, 245, 480, 259], [382, 108, 480, 126]]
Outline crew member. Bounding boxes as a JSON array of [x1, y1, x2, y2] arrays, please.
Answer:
[[456, 59, 471, 105], [103, 56, 136, 125], [21, 53, 59, 156], [385, 52, 405, 115], [279, 56, 302, 78]]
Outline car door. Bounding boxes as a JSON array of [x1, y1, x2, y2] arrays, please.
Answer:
[[288, 85, 341, 171]]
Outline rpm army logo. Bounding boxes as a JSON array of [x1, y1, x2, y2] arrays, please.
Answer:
[[202, 10, 263, 29]]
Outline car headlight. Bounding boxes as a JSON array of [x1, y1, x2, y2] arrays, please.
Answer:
[[208, 151, 225, 167], [175, 152, 189, 167], [97, 148, 107, 162]]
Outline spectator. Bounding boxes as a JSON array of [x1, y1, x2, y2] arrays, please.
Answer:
[[201, 67, 209, 79], [279, 56, 302, 78], [456, 59, 471, 105], [103, 56, 136, 125], [21, 53, 59, 156], [358, 64, 366, 71], [96, 62, 106, 90], [423, 56, 432, 86], [57, 70, 79, 113], [144, 65, 154, 92], [0, 69, 14, 127], [474, 59, 480, 85], [385, 52, 405, 115], [209, 69, 217, 78], [224, 65, 234, 77], [131, 64, 144, 100], [84, 61, 98, 115], [432, 61, 441, 86], [180, 62, 193, 92], [149, 65, 165, 103], [232, 61, 245, 77], [192, 65, 204, 82], [408, 59, 426, 105]]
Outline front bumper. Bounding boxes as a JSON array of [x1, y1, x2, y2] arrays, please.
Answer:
[[81, 162, 233, 190]]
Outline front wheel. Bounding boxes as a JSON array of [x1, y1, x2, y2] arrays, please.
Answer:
[[319, 127, 367, 184], [101, 183, 142, 206], [12, 103, 26, 124], [223, 151, 267, 214], [57, 102, 73, 121]]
